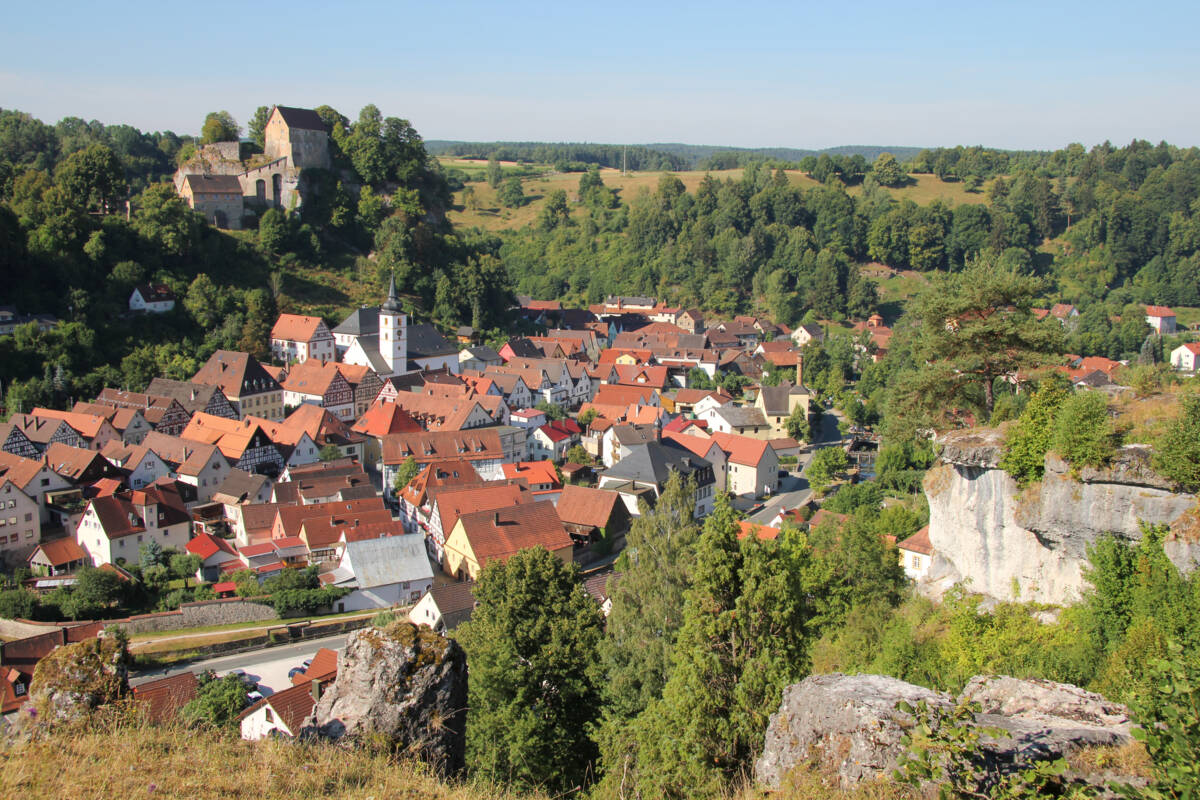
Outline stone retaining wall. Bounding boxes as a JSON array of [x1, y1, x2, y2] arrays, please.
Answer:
[[115, 598, 277, 634]]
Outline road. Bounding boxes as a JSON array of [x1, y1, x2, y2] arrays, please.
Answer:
[[129, 632, 349, 694], [748, 410, 844, 525]]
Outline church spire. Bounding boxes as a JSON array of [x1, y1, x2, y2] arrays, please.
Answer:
[[382, 271, 402, 312]]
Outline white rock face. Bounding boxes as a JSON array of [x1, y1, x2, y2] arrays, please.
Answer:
[[923, 431, 1198, 605]]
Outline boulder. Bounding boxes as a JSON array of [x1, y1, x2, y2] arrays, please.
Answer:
[[755, 673, 1136, 791], [309, 622, 467, 777], [29, 635, 129, 724], [753, 673, 953, 790]]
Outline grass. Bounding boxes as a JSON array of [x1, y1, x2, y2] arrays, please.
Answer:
[[0, 722, 544, 800], [446, 166, 992, 233]]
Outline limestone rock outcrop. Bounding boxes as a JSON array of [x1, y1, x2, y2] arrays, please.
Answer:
[[923, 429, 1199, 605], [754, 673, 953, 789], [309, 622, 467, 777], [29, 635, 129, 723], [754, 673, 1135, 791]]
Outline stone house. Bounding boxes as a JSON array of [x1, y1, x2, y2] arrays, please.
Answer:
[[178, 174, 244, 229], [264, 106, 331, 170]]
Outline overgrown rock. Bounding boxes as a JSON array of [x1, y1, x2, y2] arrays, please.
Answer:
[[754, 673, 953, 790], [308, 621, 467, 777], [755, 673, 1137, 791], [29, 635, 129, 724]]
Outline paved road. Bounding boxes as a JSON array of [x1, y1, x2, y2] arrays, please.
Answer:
[[130, 632, 349, 692], [748, 410, 845, 525]]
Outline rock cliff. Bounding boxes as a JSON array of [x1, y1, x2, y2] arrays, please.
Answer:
[[29, 634, 129, 724], [922, 429, 1199, 605], [309, 622, 468, 777], [754, 673, 1135, 791]]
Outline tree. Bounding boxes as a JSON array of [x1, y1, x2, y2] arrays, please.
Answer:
[[392, 455, 419, 493], [457, 547, 604, 794], [808, 446, 849, 495], [535, 399, 565, 421], [538, 189, 570, 231], [184, 274, 224, 330], [318, 444, 342, 462], [139, 539, 165, 569], [55, 144, 127, 213], [785, 404, 812, 443], [257, 207, 288, 255], [565, 445, 592, 466], [181, 671, 250, 727], [247, 105, 271, 149], [1051, 390, 1116, 470], [872, 152, 907, 187], [73, 565, 124, 612], [892, 254, 1063, 423], [486, 156, 503, 189], [577, 407, 598, 428], [0, 588, 38, 619], [133, 184, 200, 257], [998, 375, 1070, 486], [498, 176, 525, 208], [200, 111, 239, 145], [168, 553, 202, 581]]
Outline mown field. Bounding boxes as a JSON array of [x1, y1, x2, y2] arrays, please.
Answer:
[[441, 159, 992, 233]]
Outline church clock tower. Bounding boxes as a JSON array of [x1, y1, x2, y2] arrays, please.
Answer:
[[379, 273, 407, 376]]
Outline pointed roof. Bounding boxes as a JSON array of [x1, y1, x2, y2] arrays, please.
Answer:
[[382, 273, 403, 313]]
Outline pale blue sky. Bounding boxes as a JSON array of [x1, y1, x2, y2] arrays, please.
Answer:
[[3, 0, 1197, 150]]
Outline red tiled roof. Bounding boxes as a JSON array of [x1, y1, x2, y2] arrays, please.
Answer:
[[897, 525, 932, 556], [737, 521, 780, 541], [133, 671, 198, 724], [455, 501, 572, 562], [29, 538, 87, 568], [351, 403, 423, 437], [291, 647, 338, 685], [709, 432, 770, 467], [500, 461, 560, 487], [555, 485, 622, 529], [1145, 305, 1175, 317], [271, 314, 329, 343], [186, 532, 238, 561]]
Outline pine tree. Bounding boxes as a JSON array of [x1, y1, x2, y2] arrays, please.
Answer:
[[457, 547, 604, 794]]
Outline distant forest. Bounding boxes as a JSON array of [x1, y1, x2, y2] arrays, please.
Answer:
[[427, 140, 928, 171]]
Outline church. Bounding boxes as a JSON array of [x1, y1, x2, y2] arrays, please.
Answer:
[[335, 276, 459, 378]]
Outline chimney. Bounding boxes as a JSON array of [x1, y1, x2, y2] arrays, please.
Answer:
[[493, 512, 500, 525], [311, 678, 322, 703]]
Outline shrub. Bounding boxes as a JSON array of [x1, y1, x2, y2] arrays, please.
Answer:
[[1051, 391, 1116, 470], [999, 376, 1070, 486], [1152, 394, 1200, 492], [0, 587, 38, 620]]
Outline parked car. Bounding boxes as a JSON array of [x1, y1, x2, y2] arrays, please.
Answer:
[[246, 690, 264, 704], [287, 666, 306, 679]]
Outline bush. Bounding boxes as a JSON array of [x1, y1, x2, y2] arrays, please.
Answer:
[[1051, 391, 1116, 470], [181, 671, 251, 728], [999, 376, 1070, 486], [0, 587, 37, 619], [270, 587, 349, 618], [822, 481, 883, 514], [1152, 394, 1200, 492]]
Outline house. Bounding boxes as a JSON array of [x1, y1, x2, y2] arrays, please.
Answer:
[[270, 314, 335, 365], [1170, 342, 1200, 372], [0, 450, 73, 525], [185, 532, 240, 581], [139, 433, 230, 502], [44, 442, 126, 486], [598, 439, 717, 518], [529, 419, 582, 462], [178, 174, 244, 229], [211, 469, 272, 507], [30, 408, 119, 452], [75, 482, 192, 566], [443, 501, 572, 581], [1146, 305, 1177, 335], [28, 538, 88, 576], [384, 390, 496, 432], [192, 350, 284, 421], [332, 364, 384, 418], [753, 381, 811, 440], [239, 678, 332, 740], [128, 284, 176, 314], [350, 402, 422, 466], [601, 423, 660, 468], [131, 671, 198, 724], [500, 460, 561, 493], [709, 432, 779, 499], [100, 442, 171, 490], [395, 459, 482, 535], [509, 408, 548, 430], [145, 379, 239, 422], [279, 360, 355, 421], [179, 414, 290, 478], [459, 345, 503, 373], [290, 647, 338, 685], [429, 483, 530, 563], [897, 525, 932, 581], [96, 389, 194, 436], [325, 534, 434, 611], [409, 582, 476, 633], [554, 485, 631, 548], [790, 324, 824, 347], [664, 431, 728, 493], [677, 309, 705, 334], [0, 463, 41, 556], [699, 404, 772, 440], [3, 414, 86, 453], [277, 404, 367, 463], [381, 429, 508, 494], [71, 402, 153, 445]]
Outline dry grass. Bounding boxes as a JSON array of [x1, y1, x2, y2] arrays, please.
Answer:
[[1067, 741, 1153, 780], [447, 167, 991, 233], [1111, 383, 1186, 444], [0, 721, 542, 800]]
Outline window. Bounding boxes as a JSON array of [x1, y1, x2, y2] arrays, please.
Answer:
[[24, 513, 31, 522], [265, 708, 274, 723], [41, 478, 50, 487]]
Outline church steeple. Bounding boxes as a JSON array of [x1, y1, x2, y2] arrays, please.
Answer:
[[382, 271, 402, 312]]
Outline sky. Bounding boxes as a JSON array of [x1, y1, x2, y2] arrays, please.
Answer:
[[3, 0, 1199, 151]]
